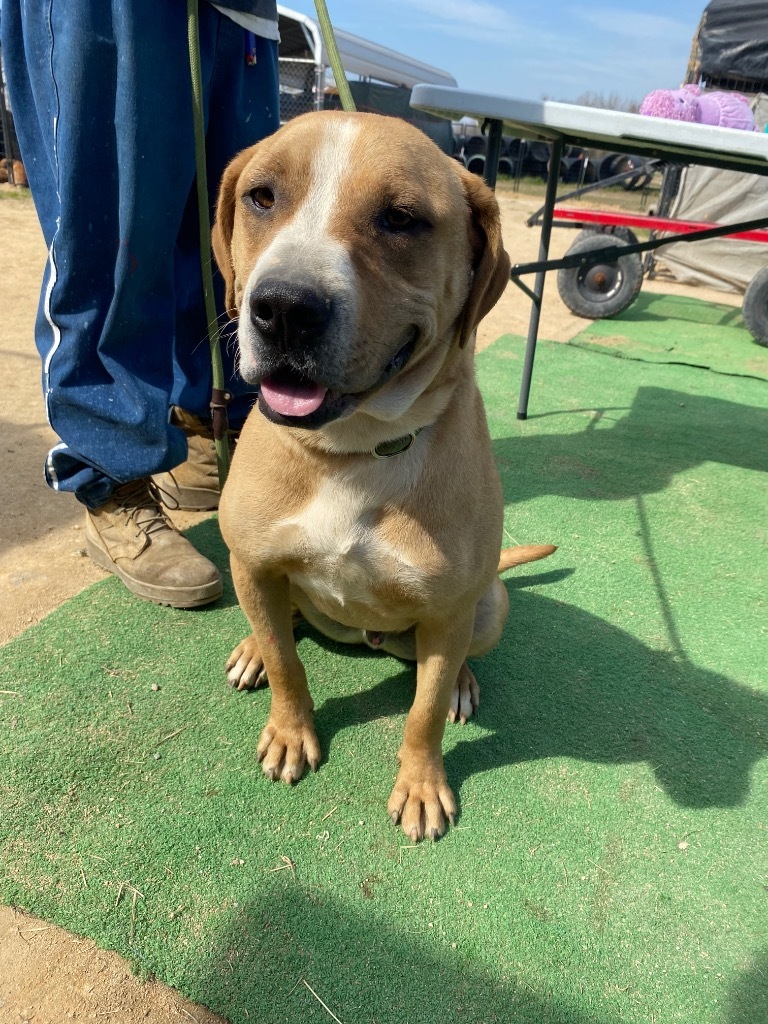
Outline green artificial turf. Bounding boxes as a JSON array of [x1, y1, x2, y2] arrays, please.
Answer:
[[2, 332, 768, 1024], [568, 290, 768, 380]]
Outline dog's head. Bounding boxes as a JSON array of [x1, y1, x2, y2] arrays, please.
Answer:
[[213, 111, 510, 432]]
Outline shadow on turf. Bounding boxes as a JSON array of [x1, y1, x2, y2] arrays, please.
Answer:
[[451, 585, 767, 809], [190, 884, 768, 1023], [302, 584, 767, 814], [191, 884, 616, 1024], [725, 949, 768, 1022], [495, 386, 768, 502]]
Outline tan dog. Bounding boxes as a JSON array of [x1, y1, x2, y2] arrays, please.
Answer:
[[213, 111, 554, 841]]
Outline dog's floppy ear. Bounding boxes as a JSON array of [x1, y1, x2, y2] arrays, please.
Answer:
[[212, 146, 256, 316], [455, 165, 511, 348]]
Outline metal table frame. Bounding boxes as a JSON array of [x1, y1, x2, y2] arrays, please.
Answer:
[[411, 85, 768, 419]]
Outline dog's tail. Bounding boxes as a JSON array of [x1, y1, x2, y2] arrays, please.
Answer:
[[497, 544, 557, 574]]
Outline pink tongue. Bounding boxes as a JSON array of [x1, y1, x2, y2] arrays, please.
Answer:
[[260, 376, 328, 417]]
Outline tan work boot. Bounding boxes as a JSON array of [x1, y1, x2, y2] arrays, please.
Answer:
[[153, 407, 224, 512], [85, 478, 223, 608]]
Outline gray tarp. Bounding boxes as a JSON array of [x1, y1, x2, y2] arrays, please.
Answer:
[[656, 93, 768, 294]]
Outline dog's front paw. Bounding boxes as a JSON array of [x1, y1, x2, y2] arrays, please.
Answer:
[[226, 635, 268, 691], [387, 759, 457, 841], [448, 662, 480, 724], [257, 714, 321, 784]]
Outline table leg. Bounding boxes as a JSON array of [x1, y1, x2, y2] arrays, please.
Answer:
[[483, 118, 504, 190], [517, 136, 564, 420]]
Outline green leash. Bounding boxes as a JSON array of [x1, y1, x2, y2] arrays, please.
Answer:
[[187, 0, 230, 488], [186, 0, 355, 489], [313, 0, 356, 113]]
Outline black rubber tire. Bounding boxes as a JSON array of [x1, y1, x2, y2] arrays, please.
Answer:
[[611, 154, 646, 190], [463, 135, 487, 157], [563, 152, 597, 184], [742, 266, 768, 347], [598, 154, 619, 180], [557, 230, 644, 319], [466, 154, 485, 177], [569, 227, 638, 245], [604, 226, 639, 246]]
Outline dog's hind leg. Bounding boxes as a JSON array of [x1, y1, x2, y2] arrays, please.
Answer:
[[447, 546, 556, 723], [446, 568, 517, 724], [469, 576, 510, 658], [442, 576, 508, 724], [448, 661, 480, 724]]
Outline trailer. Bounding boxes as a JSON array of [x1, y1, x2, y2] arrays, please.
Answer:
[[545, 205, 768, 345], [531, 0, 768, 347]]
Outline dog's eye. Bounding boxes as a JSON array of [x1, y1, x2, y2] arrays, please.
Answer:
[[249, 186, 275, 210], [382, 207, 416, 231]]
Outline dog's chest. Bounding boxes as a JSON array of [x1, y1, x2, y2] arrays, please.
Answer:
[[275, 475, 427, 613]]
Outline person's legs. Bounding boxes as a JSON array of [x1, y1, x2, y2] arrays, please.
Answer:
[[3, 0, 191, 504], [1, 0, 277, 604]]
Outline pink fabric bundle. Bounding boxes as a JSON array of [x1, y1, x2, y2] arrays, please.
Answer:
[[639, 84, 756, 131]]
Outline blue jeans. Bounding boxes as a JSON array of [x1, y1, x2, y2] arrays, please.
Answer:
[[1, 1, 278, 507]]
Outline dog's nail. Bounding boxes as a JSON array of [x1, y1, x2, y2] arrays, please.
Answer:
[[448, 813, 456, 827], [409, 827, 420, 842]]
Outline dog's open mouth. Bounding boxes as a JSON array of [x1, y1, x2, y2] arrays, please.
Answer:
[[257, 367, 352, 428], [256, 333, 419, 429]]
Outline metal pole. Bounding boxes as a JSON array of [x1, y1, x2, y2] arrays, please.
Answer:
[[516, 136, 564, 420], [483, 118, 503, 190]]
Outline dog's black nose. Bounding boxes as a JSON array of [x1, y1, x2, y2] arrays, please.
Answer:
[[250, 279, 332, 350]]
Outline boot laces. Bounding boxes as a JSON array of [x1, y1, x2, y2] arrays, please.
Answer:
[[112, 478, 178, 537]]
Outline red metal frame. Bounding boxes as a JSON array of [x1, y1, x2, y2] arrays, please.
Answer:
[[551, 206, 768, 244]]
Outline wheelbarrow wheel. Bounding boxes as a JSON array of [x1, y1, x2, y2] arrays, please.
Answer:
[[557, 230, 643, 319], [742, 267, 768, 347]]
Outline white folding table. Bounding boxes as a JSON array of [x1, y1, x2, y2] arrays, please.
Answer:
[[411, 84, 768, 418]]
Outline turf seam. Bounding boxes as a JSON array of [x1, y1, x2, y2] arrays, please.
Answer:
[[565, 339, 768, 384]]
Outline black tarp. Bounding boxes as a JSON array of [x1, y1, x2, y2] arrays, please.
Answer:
[[699, 1, 768, 84]]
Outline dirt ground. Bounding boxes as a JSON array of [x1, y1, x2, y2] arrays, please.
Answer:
[[0, 186, 741, 1022]]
